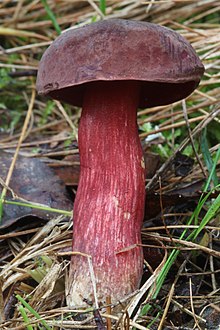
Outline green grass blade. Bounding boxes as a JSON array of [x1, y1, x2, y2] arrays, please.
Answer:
[[190, 187, 220, 241], [0, 184, 8, 223], [4, 199, 72, 217], [203, 145, 220, 192], [18, 305, 34, 330], [41, 0, 61, 35], [0, 198, 3, 223], [99, 0, 106, 14], [16, 295, 52, 330], [201, 128, 219, 190]]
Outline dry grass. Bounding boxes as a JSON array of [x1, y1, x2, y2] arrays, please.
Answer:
[[0, 1, 220, 329]]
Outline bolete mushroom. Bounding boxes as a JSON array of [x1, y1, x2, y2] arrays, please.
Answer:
[[36, 19, 204, 307]]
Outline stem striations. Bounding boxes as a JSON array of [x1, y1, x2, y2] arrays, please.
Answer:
[[67, 81, 146, 307]]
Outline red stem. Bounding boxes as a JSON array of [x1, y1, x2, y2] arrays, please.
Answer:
[[67, 81, 146, 307]]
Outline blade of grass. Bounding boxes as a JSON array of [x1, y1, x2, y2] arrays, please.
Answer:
[[203, 145, 220, 193], [190, 186, 220, 241], [18, 305, 34, 330], [99, 0, 106, 15], [41, 0, 61, 35], [16, 295, 52, 330], [4, 199, 72, 217], [201, 128, 219, 189]]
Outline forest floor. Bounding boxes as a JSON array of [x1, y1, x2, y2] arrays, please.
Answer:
[[0, 1, 220, 329]]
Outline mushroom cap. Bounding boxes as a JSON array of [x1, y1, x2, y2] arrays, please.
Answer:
[[36, 19, 204, 108]]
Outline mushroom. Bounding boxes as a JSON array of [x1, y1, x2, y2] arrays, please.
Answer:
[[36, 19, 204, 307]]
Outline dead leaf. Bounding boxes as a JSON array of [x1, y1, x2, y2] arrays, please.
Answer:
[[51, 154, 80, 186], [0, 151, 72, 229]]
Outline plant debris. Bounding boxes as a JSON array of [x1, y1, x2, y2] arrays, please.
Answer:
[[0, 151, 72, 229], [0, 1, 220, 329]]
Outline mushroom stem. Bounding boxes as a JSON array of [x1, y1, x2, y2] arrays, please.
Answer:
[[67, 80, 146, 306]]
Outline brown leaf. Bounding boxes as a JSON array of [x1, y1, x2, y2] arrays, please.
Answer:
[[0, 151, 72, 229], [51, 151, 160, 186], [51, 154, 80, 186]]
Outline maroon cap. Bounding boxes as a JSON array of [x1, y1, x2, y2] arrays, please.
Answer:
[[36, 19, 204, 108]]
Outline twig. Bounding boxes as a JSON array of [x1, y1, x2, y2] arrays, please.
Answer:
[[189, 277, 203, 330], [209, 233, 217, 291], [172, 299, 206, 323], [105, 296, 112, 330], [182, 99, 207, 177], [158, 282, 175, 330], [146, 233, 220, 258], [0, 87, 36, 222], [55, 100, 78, 141], [87, 0, 105, 19]]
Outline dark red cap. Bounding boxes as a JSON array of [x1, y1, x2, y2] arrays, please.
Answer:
[[36, 19, 204, 108]]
